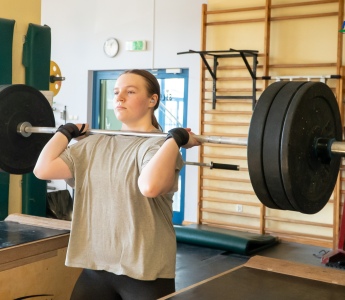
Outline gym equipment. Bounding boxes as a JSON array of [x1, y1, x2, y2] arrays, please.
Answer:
[[321, 199, 345, 268], [0, 81, 343, 214], [22, 22, 52, 218], [248, 81, 342, 214], [18, 122, 246, 145], [174, 224, 278, 255], [22, 24, 51, 89], [0, 84, 239, 174], [0, 18, 15, 221], [0, 84, 55, 174], [49, 61, 65, 96], [178, 49, 259, 109], [0, 18, 15, 85]]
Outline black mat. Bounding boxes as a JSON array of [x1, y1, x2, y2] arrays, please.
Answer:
[[0, 221, 69, 249], [168, 266, 345, 300], [175, 224, 278, 255]]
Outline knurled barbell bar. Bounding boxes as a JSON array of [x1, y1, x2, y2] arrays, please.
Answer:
[[17, 121, 248, 145], [0, 82, 343, 214]]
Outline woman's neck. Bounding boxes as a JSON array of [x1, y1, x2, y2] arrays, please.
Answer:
[[121, 124, 157, 132]]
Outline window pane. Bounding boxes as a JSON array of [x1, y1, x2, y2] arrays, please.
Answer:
[[100, 79, 122, 130]]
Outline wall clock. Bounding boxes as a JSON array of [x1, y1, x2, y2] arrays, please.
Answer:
[[103, 38, 119, 57]]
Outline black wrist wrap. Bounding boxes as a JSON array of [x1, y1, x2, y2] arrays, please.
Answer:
[[166, 128, 189, 148], [56, 123, 80, 142]]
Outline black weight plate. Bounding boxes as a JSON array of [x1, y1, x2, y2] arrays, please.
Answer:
[[247, 81, 288, 209], [263, 82, 307, 211], [0, 84, 55, 174], [281, 82, 342, 214]]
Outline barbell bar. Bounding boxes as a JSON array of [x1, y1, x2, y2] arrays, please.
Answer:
[[0, 82, 344, 214], [16, 122, 240, 172], [16, 122, 345, 156], [17, 122, 248, 146]]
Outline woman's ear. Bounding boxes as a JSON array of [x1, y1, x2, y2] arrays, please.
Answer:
[[148, 94, 158, 107]]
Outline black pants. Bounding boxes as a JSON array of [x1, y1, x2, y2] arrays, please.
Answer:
[[70, 269, 175, 300]]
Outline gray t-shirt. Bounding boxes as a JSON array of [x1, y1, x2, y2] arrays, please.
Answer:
[[59, 133, 183, 280]]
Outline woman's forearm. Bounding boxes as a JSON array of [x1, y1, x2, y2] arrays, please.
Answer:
[[138, 138, 179, 197], [34, 132, 72, 179]]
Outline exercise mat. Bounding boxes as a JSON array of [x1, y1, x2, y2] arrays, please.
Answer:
[[174, 224, 278, 255], [0, 18, 15, 85]]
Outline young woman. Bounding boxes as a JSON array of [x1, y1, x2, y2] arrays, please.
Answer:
[[34, 69, 200, 300]]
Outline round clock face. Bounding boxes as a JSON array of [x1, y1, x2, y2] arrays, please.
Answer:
[[103, 38, 119, 57]]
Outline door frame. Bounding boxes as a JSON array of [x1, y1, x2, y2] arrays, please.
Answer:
[[92, 69, 189, 224]]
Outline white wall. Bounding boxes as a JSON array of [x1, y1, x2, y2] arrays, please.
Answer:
[[41, 0, 207, 223]]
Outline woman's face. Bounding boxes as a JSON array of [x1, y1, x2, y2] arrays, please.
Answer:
[[113, 73, 155, 129]]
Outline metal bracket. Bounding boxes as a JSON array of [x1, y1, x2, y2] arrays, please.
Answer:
[[177, 49, 259, 110]]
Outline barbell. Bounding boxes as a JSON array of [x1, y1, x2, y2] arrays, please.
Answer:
[[248, 81, 342, 214], [0, 81, 343, 214], [0, 84, 241, 175]]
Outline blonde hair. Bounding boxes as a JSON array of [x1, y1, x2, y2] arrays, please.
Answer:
[[122, 69, 162, 130]]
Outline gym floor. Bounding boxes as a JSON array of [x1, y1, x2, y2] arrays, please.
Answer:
[[175, 240, 338, 291]]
